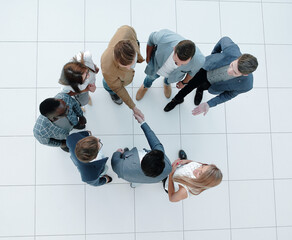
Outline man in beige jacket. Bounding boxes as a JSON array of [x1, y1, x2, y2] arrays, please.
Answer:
[[101, 25, 144, 118]]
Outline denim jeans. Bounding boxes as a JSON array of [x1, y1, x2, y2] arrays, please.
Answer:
[[103, 78, 115, 95], [143, 74, 169, 88]]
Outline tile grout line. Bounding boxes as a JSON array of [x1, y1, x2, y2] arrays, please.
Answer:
[[34, 0, 40, 239], [219, 0, 233, 239], [260, 0, 279, 239], [84, 1, 87, 239], [175, 0, 186, 238], [129, 0, 137, 239]]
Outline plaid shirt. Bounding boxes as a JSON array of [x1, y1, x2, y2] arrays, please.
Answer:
[[33, 93, 83, 147]]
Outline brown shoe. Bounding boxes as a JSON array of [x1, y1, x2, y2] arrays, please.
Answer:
[[164, 84, 172, 98], [88, 95, 92, 106], [136, 84, 148, 101]]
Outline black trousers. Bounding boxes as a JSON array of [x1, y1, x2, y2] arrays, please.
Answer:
[[174, 68, 211, 102]]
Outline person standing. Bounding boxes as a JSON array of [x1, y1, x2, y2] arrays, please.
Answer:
[[111, 114, 171, 187], [59, 51, 99, 107], [67, 131, 112, 186], [136, 29, 205, 101], [164, 37, 258, 115], [101, 25, 144, 118], [33, 93, 87, 152]]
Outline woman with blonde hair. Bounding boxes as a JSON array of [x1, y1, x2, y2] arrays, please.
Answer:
[[164, 150, 222, 202], [59, 51, 99, 106]]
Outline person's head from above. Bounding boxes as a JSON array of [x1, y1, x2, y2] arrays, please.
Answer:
[[62, 61, 89, 93], [174, 163, 222, 195], [39, 98, 68, 121], [114, 40, 136, 70], [141, 150, 165, 178], [75, 136, 103, 163], [173, 40, 196, 67], [227, 54, 258, 77]]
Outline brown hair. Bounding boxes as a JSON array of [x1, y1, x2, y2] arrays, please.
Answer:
[[60, 52, 88, 93], [238, 54, 258, 75], [173, 164, 222, 195], [114, 40, 136, 66], [174, 40, 196, 61], [75, 136, 99, 162]]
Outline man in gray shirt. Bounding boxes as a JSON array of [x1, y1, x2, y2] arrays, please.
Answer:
[[111, 114, 172, 187]]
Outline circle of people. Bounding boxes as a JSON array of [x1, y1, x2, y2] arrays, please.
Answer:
[[33, 25, 258, 202]]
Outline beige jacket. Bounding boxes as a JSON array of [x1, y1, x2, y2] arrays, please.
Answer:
[[101, 25, 144, 109]]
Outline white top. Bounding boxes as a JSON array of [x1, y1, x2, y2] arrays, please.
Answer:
[[165, 161, 202, 198], [157, 51, 178, 78], [61, 51, 97, 93]]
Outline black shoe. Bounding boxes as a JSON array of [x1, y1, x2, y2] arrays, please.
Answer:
[[162, 178, 168, 194], [60, 146, 69, 152], [194, 89, 203, 106], [73, 123, 86, 130], [178, 150, 187, 160], [110, 93, 123, 105], [164, 98, 184, 112], [105, 175, 112, 184]]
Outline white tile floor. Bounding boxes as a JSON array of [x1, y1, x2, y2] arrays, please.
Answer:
[[0, 0, 291, 239]]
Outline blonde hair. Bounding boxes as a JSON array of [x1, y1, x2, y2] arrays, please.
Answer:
[[173, 164, 222, 195]]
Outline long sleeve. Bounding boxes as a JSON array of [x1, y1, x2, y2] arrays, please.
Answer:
[[207, 90, 239, 108], [111, 151, 124, 178], [211, 37, 235, 54], [141, 122, 164, 153]]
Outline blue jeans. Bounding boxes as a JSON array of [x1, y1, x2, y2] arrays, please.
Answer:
[[103, 78, 115, 95], [143, 74, 169, 88]]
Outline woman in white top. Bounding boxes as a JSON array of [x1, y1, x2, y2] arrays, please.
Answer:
[[165, 150, 222, 202], [59, 51, 99, 106]]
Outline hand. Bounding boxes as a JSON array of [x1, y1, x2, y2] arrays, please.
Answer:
[[146, 56, 151, 64], [79, 116, 87, 125], [133, 113, 145, 124], [116, 148, 124, 153], [61, 140, 67, 148], [171, 159, 181, 173], [87, 130, 92, 135], [133, 107, 144, 121], [176, 81, 185, 89], [88, 83, 96, 93], [192, 102, 209, 116], [94, 64, 99, 73]]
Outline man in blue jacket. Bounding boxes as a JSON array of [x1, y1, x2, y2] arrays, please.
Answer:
[[136, 29, 205, 100], [67, 131, 112, 186], [164, 37, 258, 115], [111, 114, 172, 188]]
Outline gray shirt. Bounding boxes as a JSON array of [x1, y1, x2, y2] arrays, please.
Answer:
[[207, 65, 234, 85]]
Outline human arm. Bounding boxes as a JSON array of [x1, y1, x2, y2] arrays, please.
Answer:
[[168, 161, 188, 202], [176, 73, 193, 89], [146, 45, 155, 63], [211, 37, 235, 54], [207, 90, 240, 108], [111, 150, 124, 178], [140, 122, 164, 152]]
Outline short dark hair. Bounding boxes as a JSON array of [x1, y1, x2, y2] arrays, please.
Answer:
[[141, 150, 165, 177], [174, 40, 196, 61], [238, 54, 258, 75], [114, 40, 136, 66], [39, 98, 60, 117], [75, 136, 99, 162]]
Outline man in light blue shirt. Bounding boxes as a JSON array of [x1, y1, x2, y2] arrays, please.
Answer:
[[136, 29, 205, 101]]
